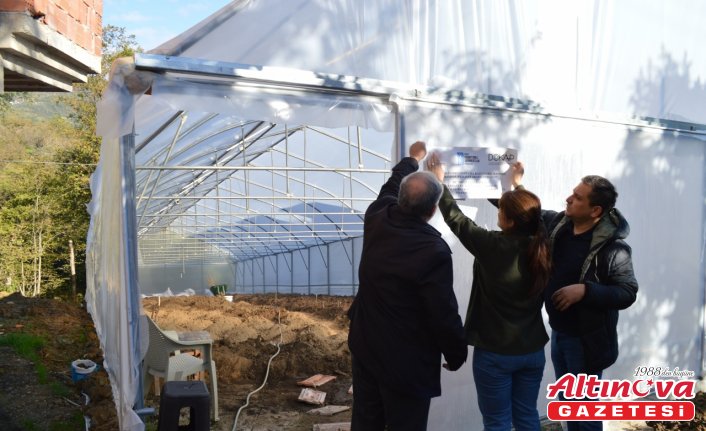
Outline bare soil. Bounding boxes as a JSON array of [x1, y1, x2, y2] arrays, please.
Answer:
[[0, 292, 356, 431], [142, 294, 355, 430], [1, 291, 705, 431]]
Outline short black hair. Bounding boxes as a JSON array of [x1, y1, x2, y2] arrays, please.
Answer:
[[398, 171, 442, 218], [581, 175, 618, 213]]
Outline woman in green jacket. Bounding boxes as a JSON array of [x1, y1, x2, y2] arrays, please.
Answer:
[[426, 152, 551, 431]]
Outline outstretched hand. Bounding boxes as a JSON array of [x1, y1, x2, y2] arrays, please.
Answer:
[[508, 161, 525, 188], [425, 152, 445, 182], [409, 141, 427, 162]]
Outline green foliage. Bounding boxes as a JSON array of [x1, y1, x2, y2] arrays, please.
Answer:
[[0, 114, 74, 296], [0, 93, 32, 113], [50, 381, 71, 397], [63, 25, 142, 145], [0, 333, 48, 382], [0, 25, 142, 298], [21, 419, 39, 430], [0, 332, 45, 358], [49, 412, 86, 431]]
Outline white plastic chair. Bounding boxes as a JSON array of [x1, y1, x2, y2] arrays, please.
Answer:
[[142, 315, 219, 421]]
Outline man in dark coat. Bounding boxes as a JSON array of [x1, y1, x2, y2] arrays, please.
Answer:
[[511, 162, 638, 431], [347, 141, 468, 431]]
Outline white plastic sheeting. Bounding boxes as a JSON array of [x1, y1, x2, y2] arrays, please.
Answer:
[[86, 136, 144, 431], [154, 0, 706, 126], [401, 100, 706, 429], [88, 1, 706, 429]]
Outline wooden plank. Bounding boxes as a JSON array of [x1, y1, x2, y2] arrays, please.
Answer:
[[298, 374, 337, 388]]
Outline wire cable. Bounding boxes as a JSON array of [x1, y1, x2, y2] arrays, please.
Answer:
[[231, 310, 283, 431]]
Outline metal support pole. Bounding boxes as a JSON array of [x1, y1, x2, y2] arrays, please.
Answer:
[[250, 260, 255, 293], [351, 239, 356, 296], [700, 165, 706, 379], [308, 247, 311, 295], [122, 132, 144, 413], [390, 95, 405, 162]]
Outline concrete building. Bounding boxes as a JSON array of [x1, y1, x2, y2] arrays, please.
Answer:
[[0, 0, 102, 92]]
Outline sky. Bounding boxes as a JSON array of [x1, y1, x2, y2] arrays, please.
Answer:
[[102, 0, 233, 51]]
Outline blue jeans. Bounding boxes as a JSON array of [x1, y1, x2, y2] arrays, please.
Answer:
[[473, 347, 545, 431], [551, 331, 603, 431]]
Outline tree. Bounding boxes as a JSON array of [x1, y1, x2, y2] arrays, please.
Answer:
[[0, 114, 65, 295], [0, 26, 141, 298], [0, 93, 31, 113], [64, 25, 142, 146], [45, 25, 142, 297]]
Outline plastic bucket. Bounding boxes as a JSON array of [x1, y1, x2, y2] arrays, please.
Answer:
[[71, 359, 97, 382], [210, 284, 227, 295]]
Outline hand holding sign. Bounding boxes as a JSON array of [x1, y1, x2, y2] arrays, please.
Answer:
[[425, 152, 445, 182], [426, 147, 518, 199]]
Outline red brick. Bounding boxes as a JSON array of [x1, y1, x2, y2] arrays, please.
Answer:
[[53, 7, 68, 36], [55, 0, 67, 12], [86, 4, 97, 30], [43, 1, 56, 27], [30, 0, 47, 15], [67, 17, 79, 41], [66, 0, 77, 18], [93, 32, 102, 55], [91, 9, 101, 34], [75, 24, 89, 50], [92, 0, 100, 14], [0, 0, 31, 13], [76, 0, 87, 24]]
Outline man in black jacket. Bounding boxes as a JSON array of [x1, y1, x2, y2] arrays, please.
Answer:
[[511, 162, 638, 431], [347, 141, 468, 431]]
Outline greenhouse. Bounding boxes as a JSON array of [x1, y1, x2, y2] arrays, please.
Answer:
[[87, 1, 706, 429]]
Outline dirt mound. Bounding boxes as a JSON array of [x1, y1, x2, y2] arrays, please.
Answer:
[[647, 392, 706, 431], [0, 292, 118, 430], [4, 291, 706, 430], [142, 294, 355, 430], [0, 292, 357, 430], [144, 294, 353, 383]]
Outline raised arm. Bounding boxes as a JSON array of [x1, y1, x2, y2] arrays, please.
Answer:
[[488, 161, 524, 208], [368, 141, 427, 214], [425, 152, 493, 256]]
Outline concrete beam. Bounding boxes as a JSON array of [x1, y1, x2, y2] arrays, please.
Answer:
[[0, 12, 100, 92]]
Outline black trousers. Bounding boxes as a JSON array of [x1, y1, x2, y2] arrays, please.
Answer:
[[351, 356, 431, 431]]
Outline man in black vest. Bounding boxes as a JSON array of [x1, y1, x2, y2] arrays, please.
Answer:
[[347, 141, 468, 431], [511, 162, 638, 431]]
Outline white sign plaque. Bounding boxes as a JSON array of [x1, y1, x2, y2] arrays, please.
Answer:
[[431, 147, 518, 199]]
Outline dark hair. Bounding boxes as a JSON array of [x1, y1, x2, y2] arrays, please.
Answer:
[[398, 171, 443, 219], [581, 175, 618, 215], [499, 189, 551, 295]]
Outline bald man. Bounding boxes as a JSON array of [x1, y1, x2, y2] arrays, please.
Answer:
[[347, 141, 468, 431]]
